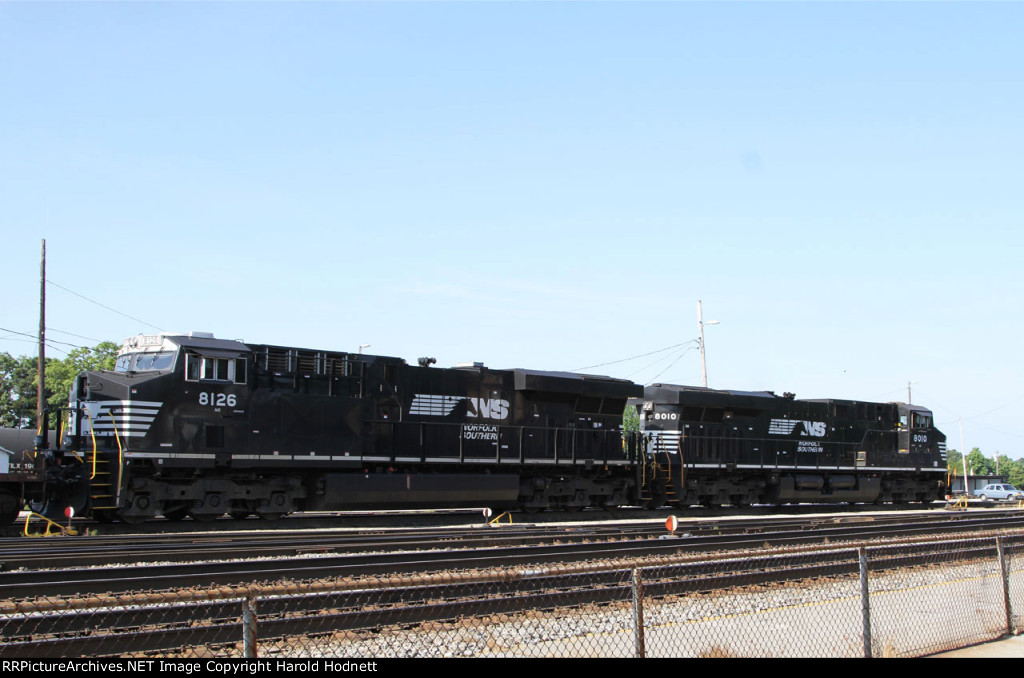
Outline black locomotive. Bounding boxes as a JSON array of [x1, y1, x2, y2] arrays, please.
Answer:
[[635, 384, 948, 507], [47, 333, 643, 523], [13, 332, 949, 525]]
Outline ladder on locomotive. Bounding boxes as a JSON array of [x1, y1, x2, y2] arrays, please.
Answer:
[[88, 449, 120, 512], [638, 434, 678, 507], [81, 407, 121, 513]]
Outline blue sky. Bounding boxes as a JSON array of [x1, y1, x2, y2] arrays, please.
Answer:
[[1, 2, 1021, 459]]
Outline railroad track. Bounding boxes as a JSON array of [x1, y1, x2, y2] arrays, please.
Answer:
[[4, 508, 1024, 599], [3, 525, 1023, 658], [4, 505, 1024, 566], [0, 498, 976, 539], [0, 507, 1012, 570]]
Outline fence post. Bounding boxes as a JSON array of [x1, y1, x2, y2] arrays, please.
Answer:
[[632, 567, 646, 658], [859, 547, 872, 658], [997, 537, 1013, 635], [242, 597, 258, 658]]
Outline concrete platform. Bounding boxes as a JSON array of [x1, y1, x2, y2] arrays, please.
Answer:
[[931, 634, 1024, 657]]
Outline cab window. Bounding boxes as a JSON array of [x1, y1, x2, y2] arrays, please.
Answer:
[[186, 354, 247, 384]]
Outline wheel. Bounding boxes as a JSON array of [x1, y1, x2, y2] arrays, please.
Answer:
[[162, 507, 189, 521], [91, 508, 117, 523], [230, 500, 255, 520], [0, 490, 21, 526], [980, 494, 988, 501], [644, 493, 667, 509], [257, 512, 284, 521], [189, 511, 223, 522]]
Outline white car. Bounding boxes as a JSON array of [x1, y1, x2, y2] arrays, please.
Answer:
[[974, 484, 1024, 501]]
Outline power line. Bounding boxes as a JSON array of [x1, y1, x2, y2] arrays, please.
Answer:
[[46, 327, 108, 344], [0, 327, 36, 341], [0, 326, 93, 351], [646, 346, 696, 385], [625, 345, 692, 379], [0, 333, 73, 356], [45, 278, 162, 331], [574, 340, 699, 372]]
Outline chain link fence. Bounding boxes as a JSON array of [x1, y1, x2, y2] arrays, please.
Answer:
[[3, 534, 1024, 658]]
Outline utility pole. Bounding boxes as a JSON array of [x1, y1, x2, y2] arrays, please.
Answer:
[[697, 300, 719, 388], [959, 419, 969, 493], [36, 239, 47, 449]]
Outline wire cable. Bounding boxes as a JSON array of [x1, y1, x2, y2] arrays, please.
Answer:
[[45, 278, 162, 331], [574, 339, 699, 372], [645, 346, 696, 385], [46, 327, 108, 344], [0, 326, 90, 351]]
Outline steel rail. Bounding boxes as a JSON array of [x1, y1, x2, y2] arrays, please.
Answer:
[[5, 513, 1024, 599], [4, 508, 1021, 570]]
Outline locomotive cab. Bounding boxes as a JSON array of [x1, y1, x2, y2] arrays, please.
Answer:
[[59, 332, 255, 522], [897, 404, 946, 463]]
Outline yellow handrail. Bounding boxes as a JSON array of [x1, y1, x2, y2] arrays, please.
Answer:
[[111, 408, 125, 504], [82, 409, 99, 480]]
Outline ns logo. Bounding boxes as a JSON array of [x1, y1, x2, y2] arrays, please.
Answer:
[[466, 397, 510, 420], [769, 418, 827, 438], [800, 421, 827, 438]]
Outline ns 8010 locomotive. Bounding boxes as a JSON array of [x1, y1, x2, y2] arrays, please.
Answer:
[[635, 384, 948, 507], [53, 333, 644, 523]]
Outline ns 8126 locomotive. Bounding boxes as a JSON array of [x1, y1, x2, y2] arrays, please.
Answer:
[[52, 333, 644, 523], [634, 384, 948, 507]]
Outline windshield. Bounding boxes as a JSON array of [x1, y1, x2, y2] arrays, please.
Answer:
[[114, 351, 176, 372]]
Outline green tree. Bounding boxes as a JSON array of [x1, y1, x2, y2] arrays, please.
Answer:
[[622, 402, 640, 434], [1002, 457, 1024, 489], [45, 342, 118, 412], [946, 447, 1024, 487], [0, 341, 118, 429], [966, 448, 995, 476], [0, 352, 38, 428]]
